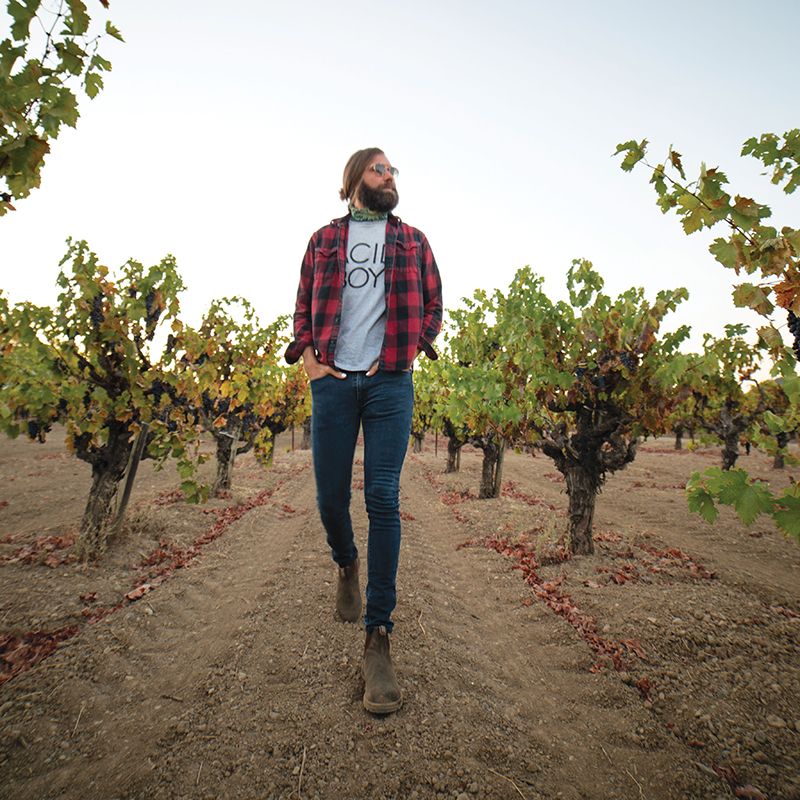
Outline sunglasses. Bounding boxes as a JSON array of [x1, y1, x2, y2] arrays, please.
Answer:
[[370, 163, 399, 178]]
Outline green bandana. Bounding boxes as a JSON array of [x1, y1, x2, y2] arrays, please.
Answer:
[[348, 203, 388, 222]]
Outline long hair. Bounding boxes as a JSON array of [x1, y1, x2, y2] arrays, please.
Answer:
[[339, 147, 384, 202]]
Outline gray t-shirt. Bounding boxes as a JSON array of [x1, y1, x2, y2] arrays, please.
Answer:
[[334, 219, 387, 370]]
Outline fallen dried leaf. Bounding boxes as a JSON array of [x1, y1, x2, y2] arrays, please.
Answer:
[[125, 584, 152, 601], [734, 786, 767, 800]]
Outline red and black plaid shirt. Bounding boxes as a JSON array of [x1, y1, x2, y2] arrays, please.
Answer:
[[285, 213, 443, 372]]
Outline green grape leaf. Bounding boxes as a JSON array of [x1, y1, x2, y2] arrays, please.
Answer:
[[105, 20, 125, 42], [709, 238, 739, 269], [762, 410, 786, 436], [773, 487, 800, 542], [733, 482, 774, 525], [614, 139, 648, 172], [66, 0, 90, 35], [8, 0, 42, 41], [733, 283, 774, 315], [687, 483, 719, 524], [84, 72, 103, 99]]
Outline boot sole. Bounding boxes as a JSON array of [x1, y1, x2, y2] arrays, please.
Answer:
[[362, 694, 403, 714], [361, 664, 402, 714]]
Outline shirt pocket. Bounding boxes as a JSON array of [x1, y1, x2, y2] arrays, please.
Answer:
[[314, 246, 338, 273], [394, 239, 420, 275]]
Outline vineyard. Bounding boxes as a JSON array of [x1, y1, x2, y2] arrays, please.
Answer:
[[1, 5, 799, 796], [1, 136, 799, 800]]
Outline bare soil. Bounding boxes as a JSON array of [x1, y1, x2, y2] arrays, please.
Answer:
[[0, 429, 798, 800]]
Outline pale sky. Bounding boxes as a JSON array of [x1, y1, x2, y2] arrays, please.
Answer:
[[2, 0, 797, 358]]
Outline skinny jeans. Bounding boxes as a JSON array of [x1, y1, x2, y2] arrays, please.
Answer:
[[310, 370, 413, 633]]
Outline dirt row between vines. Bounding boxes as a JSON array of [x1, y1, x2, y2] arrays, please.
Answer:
[[0, 431, 798, 799]]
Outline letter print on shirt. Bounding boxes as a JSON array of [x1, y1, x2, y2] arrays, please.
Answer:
[[347, 240, 385, 289]]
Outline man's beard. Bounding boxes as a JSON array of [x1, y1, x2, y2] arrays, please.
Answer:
[[358, 182, 399, 213]]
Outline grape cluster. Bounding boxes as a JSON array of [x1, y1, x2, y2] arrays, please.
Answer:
[[145, 289, 162, 325], [26, 420, 50, 442], [90, 294, 104, 328], [151, 379, 166, 405], [788, 311, 800, 360]]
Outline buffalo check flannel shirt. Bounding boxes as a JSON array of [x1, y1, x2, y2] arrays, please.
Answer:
[[285, 213, 443, 372]]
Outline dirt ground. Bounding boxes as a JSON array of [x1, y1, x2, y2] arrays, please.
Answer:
[[0, 427, 798, 800]]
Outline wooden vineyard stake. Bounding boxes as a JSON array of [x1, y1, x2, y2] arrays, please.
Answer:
[[114, 422, 150, 533]]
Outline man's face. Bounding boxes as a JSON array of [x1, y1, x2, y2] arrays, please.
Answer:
[[357, 153, 399, 213]]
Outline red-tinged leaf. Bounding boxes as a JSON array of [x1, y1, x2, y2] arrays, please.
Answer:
[[43, 554, 61, 568], [125, 584, 152, 601], [635, 675, 651, 699], [687, 739, 706, 748], [0, 500, 8, 509], [594, 530, 623, 542], [620, 639, 648, 660], [734, 786, 767, 800], [153, 489, 184, 506]]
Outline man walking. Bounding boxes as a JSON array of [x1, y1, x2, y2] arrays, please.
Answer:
[[285, 148, 443, 713]]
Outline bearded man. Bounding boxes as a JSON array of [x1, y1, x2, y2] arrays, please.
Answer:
[[285, 147, 443, 713]]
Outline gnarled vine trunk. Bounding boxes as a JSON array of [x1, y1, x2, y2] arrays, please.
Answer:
[[412, 431, 425, 453], [774, 432, 789, 469], [721, 431, 740, 470], [213, 424, 249, 496], [300, 418, 311, 450], [564, 466, 601, 555], [542, 406, 636, 556], [475, 437, 505, 499], [674, 425, 683, 450], [77, 422, 132, 558], [712, 407, 749, 471], [446, 438, 462, 473]]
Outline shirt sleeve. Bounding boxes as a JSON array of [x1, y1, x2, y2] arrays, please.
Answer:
[[284, 236, 316, 364], [418, 233, 443, 358]]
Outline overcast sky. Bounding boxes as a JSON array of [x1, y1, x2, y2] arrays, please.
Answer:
[[2, 0, 797, 357]]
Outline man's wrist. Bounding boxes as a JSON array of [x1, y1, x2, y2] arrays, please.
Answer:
[[302, 345, 318, 364]]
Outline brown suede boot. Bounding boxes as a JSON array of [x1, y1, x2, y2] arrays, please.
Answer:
[[335, 558, 362, 623], [362, 625, 402, 714]]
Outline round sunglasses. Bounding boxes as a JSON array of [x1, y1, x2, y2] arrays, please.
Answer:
[[370, 163, 399, 178]]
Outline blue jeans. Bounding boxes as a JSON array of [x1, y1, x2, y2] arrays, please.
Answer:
[[310, 370, 413, 633]]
